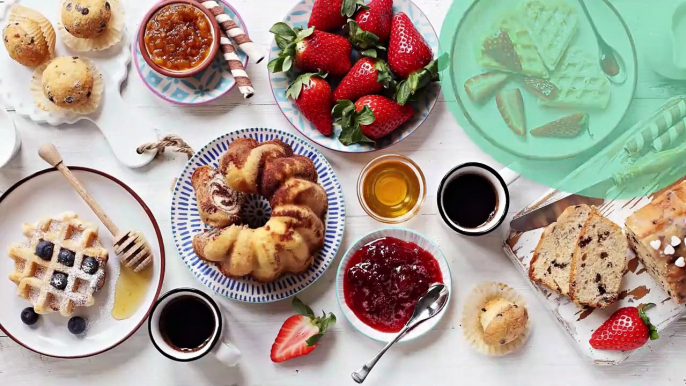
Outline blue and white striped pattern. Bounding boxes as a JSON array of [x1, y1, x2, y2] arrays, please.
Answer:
[[269, 0, 441, 153], [170, 128, 346, 303]]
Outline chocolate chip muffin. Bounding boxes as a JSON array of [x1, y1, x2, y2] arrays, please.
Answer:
[[41, 56, 94, 108], [61, 0, 112, 39], [3, 20, 50, 66]]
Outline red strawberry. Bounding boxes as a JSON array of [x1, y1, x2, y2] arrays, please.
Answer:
[[270, 297, 336, 363], [387, 13, 433, 80], [269, 24, 352, 77], [333, 95, 414, 145], [348, 0, 393, 51], [589, 303, 659, 351], [483, 29, 522, 73], [309, 0, 347, 32], [287, 73, 334, 135], [496, 88, 526, 136], [333, 57, 392, 102]]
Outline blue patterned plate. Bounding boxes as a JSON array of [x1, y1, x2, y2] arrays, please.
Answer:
[[134, 0, 249, 105], [170, 128, 346, 303], [268, 0, 440, 153]]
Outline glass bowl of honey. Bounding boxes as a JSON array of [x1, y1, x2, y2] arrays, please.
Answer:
[[357, 154, 426, 224]]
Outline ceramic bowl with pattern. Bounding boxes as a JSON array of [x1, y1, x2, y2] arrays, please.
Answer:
[[170, 128, 346, 303], [268, 0, 440, 153], [134, 0, 249, 105]]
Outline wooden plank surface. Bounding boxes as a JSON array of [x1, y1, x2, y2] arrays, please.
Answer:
[[1, 0, 686, 385]]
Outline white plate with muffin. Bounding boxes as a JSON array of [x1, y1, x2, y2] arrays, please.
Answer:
[[0, 0, 155, 168]]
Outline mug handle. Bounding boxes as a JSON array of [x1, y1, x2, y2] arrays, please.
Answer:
[[499, 167, 521, 186], [213, 338, 241, 367]]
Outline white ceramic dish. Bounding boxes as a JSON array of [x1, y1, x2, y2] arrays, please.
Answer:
[[0, 168, 165, 358], [336, 228, 452, 342], [0, 0, 156, 168], [0, 108, 20, 169]]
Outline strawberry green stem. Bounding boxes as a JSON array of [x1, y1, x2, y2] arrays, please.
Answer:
[[639, 303, 659, 341]]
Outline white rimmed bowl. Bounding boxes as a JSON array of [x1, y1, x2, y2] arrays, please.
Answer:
[[336, 228, 452, 342]]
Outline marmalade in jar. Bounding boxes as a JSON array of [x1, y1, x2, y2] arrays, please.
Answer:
[[144, 4, 214, 72]]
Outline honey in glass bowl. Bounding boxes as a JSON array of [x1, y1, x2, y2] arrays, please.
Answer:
[[358, 155, 426, 223]]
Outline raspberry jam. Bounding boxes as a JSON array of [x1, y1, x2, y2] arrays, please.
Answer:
[[344, 237, 443, 332]]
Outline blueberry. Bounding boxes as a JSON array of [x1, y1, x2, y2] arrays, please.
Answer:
[[21, 307, 39, 325], [50, 272, 68, 290], [58, 249, 75, 267], [67, 316, 86, 335], [35, 241, 54, 260], [81, 256, 99, 274]]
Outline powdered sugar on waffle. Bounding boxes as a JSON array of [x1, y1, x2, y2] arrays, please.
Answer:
[[7, 212, 110, 316]]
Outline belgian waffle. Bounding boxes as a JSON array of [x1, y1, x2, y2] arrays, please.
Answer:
[[477, 9, 548, 78], [8, 212, 109, 317], [541, 47, 611, 109], [519, 0, 578, 70]]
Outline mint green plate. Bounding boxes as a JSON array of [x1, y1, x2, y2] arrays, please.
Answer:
[[441, 0, 637, 160]]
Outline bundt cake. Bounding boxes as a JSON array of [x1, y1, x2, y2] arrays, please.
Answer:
[[192, 138, 328, 282]]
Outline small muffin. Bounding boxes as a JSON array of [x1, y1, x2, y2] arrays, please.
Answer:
[[61, 0, 112, 39], [462, 282, 531, 355], [42, 56, 94, 108], [479, 298, 528, 346], [3, 20, 50, 66]]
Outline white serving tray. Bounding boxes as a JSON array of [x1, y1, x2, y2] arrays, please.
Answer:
[[0, 0, 155, 168], [503, 187, 686, 365]]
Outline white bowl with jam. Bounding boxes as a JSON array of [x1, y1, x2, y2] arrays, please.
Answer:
[[357, 154, 426, 224], [336, 228, 452, 342]]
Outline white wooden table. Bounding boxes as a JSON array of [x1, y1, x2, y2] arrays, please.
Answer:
[[2, 0, 686, 385]]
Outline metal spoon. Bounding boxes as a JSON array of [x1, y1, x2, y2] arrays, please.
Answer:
[[351, 283, 450, 384], [577, 0, 627, 84]]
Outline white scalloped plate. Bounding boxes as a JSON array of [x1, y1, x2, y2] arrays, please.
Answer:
[[0, 0, 155, 168], [0, 0, 128, 124]]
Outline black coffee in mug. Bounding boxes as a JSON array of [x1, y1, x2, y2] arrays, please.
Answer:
[[442, 173, 498, 229], [159, 295, 216, 352]]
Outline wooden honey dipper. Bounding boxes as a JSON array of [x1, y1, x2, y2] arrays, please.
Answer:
[[39, 143, 153, 272]]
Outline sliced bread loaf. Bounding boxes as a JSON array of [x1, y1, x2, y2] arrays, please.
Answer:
[[569, 213, 628, 308], [529, 205, 596, 295]]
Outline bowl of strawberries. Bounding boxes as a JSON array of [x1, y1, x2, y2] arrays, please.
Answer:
[[268, 0, 441, 153]]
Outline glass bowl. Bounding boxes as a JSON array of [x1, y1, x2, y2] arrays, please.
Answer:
[[357, 154, 427, 224]]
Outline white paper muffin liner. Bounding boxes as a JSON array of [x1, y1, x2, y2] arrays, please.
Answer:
[[9, 5, 56, 62], [461, 282, 531, 356], [58, 0, 124, 52], [30, 57, 103, 114]]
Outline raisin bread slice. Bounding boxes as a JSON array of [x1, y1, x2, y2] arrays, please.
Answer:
[[529, 205, 596, 295], [569, 213, 628, 308]]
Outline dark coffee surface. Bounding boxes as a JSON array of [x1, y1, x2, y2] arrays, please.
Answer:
[[159, 295, 216, 352], [443, 173, 498, 229]]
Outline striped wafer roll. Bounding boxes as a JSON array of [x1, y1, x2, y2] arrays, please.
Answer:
[[652, 117, 686, 152], [625, 97, 686, 155], [199, 0, 266, 64], [220, 32, 254, 99]]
